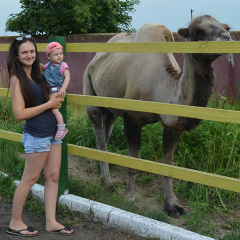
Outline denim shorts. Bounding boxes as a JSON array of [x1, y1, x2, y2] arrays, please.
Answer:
[[22, 132, 62, 154]]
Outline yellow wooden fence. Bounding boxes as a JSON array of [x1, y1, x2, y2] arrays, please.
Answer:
[[1, 41, 240, 194]]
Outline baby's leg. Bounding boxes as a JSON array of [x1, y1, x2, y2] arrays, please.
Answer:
[[50, 91, 65, 125], [52, 109, 68, 140], [52, 109, 64, 125]]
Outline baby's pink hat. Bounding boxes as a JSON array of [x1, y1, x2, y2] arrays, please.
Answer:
[[46, 42, 63, 56]]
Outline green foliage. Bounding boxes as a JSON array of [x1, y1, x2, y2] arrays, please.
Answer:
[[5, 0, 140, 35], [0, 97, 15, 122], [68, 177, 169, 222], [141, 123, 163, 161], [24, 196, 45, 216], [0, 98, 25, 178], [182, 202, 215, 237], [136, 172, 156, 185], [67, 109, 97, 148], [146, 236, 160, 240], [66, 95, 240, 208], [0, 139, 25, 178], [0, 97, 24, 133], [173, 95, 240, 205], [175, 120, 240, 174], [0, 175, 15, 199], [68, 112, 163, 160], [219, 232, 240, 240], [69, 177, 138, 211], [138, 205, 169, 224], [226, 218, 240, 233], [0, 98, 25, 179], [108, 118, 128, 155]]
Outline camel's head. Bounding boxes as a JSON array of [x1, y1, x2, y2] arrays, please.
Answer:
[[178, 15, 231, 42], [177, 15, 232, 61]]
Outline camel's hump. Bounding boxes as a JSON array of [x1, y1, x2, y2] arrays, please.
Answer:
[[108, 23, 174, 43]]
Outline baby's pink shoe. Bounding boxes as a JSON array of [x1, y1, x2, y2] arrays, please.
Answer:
[[55, 128, 68, 140]]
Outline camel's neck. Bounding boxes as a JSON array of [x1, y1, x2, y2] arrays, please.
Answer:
[[176, 54, 215, 107]]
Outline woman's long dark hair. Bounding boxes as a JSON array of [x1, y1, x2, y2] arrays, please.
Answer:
[[7, 36, 49, 108]]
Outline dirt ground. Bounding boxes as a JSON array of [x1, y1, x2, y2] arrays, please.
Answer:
[[0, 195, 145, 240], [68, 154, 239, 240]]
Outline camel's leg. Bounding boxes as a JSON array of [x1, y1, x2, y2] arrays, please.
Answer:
[[85, 106, 117, 189], [100, 110, 117, 188], [123, 113, 142, 199], [162, 127, 184, 216]]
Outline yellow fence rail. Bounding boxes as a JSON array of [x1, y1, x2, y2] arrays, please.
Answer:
[[67, 94, 240, 125], [1, 41, 240, 53], [1, 40, 240, 194]]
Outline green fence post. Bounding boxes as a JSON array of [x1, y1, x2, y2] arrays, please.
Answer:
[[48, 36, 69, 195]]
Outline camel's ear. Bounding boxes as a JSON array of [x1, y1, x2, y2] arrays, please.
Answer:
[[221, 23, 231, 32], [178, 28, 189, 38]]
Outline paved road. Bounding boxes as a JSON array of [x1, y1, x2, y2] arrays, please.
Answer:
[[0, 196, 145, 240]]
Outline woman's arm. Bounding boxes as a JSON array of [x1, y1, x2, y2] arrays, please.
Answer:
[[10, 76, 64, 121]]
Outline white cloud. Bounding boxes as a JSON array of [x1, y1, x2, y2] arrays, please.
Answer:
[[0, 1, 21, 36]]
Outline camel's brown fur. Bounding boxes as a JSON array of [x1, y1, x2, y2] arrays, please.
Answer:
[[83, 15, 231, 215]]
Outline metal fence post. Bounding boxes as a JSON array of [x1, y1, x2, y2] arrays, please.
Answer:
[[48, 36, 69, 195]]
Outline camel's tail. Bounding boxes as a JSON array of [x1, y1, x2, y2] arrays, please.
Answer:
[[83, 68, 97, 96]]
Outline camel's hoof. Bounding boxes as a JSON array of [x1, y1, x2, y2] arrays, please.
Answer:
[[164, 202, 184, 216], [101, 179, 115, 191], [105, 183, 115, 191]]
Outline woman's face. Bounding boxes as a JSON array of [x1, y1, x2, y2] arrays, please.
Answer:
[[17, 41, 36, 67]]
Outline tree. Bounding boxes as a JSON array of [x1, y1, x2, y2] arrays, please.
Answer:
[[5, 0, 140, 36]]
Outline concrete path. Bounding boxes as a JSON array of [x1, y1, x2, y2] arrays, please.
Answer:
[[1, 172, 214, 240]]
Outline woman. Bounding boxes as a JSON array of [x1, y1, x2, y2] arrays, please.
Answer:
[[6, 35, 74, 236]]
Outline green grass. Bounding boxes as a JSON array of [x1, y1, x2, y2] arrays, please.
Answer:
[[181, 202, 215, 237], [68, 177, 168, 223], [67, 95, 240, 206], [1, 95, 240, 239], [219, 232, 240, 240]]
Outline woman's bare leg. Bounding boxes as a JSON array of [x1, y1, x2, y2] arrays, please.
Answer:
[[44, 144, 73, 234], [9, 152, 48, 235]]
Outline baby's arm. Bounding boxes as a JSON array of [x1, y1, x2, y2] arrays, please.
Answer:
[[58, 67, 70, 97]]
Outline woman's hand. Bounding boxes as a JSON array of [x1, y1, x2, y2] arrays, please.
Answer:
[[48, 94, 64, 109], [39, 63, 45, 74]]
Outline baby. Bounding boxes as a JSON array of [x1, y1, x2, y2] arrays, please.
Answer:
[[44, 42, 70, 140]]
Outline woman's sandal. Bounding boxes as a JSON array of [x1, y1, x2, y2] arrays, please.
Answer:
[[6, 226, 38, 237], [45, 226, 74, 235]]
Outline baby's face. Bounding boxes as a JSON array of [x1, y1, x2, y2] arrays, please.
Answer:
[[48, 48, 64, 64]]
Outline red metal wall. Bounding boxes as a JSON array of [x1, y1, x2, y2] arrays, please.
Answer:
[[1, 32, 240, 97]]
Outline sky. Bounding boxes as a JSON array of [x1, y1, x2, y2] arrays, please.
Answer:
[[1, 0, 239, 37]]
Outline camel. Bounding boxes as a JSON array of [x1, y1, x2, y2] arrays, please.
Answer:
[[83, 15, 232, 216]]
